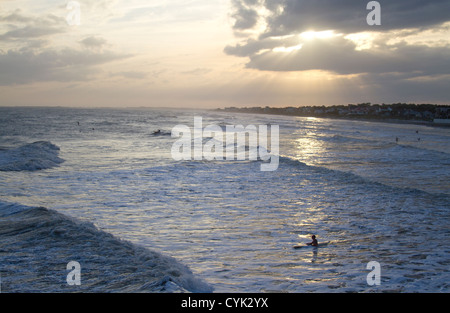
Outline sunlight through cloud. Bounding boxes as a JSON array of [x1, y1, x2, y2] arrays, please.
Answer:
[[300, 30, 337, 40], [273, 44, 303, 53]]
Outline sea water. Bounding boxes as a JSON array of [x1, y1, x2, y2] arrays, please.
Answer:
[[0, 107, 448, 292]]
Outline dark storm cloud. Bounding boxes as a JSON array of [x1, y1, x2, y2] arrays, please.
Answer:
[[225, 0, 450, 103], [231, 0, 450, 35], [245, 37, 450, 76], [226, 0, 450, 75]]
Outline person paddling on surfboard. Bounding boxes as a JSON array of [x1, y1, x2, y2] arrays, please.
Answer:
[[307, 235, 318, 247]]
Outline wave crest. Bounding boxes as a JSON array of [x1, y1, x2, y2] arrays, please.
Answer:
[[0, 201, 213, 293], [0, 141, 64, 171]]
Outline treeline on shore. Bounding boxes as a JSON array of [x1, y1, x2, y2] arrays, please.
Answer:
[[217, 103, 450, 122]]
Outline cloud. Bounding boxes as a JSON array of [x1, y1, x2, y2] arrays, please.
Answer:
[[357, 72, 450, 103], [224, 35, 301, 57], [230, 0, 260, 30], [0, 7, 132, 86], [182, 68, 212, 76], [79, 36, 108, 49], [0, 9, 34, 23], [226, 0, 450, 76], [223, 0, 450, 105], [0, 47, 131, 85], [0, 25, 63, 40], [240, 36, 450, 76], [108, 0, 224, 26], [231, 0, 450, 35], [0, 10, 66, 41], [111, 71, 148, 79]]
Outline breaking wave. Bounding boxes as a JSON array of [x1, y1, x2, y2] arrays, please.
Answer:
[[0, 201, 213, 293], [0, 141, 64, 171]]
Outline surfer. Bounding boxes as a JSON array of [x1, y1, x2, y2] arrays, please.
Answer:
[[153, 129, 161, 134], [307, 235, 318, 247]]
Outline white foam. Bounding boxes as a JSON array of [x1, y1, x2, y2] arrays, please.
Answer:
[[0, 141, 64, 171], [0, 200, 213, 293]]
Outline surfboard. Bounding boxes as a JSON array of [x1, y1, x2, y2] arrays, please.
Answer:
[[293, 241, 330, 249]]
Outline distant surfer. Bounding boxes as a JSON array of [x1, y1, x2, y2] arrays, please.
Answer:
[[293, 235, 323, 249], [396, 137, 399, 143], [307, 235, 318, 247], [153, 129, 161, 135]]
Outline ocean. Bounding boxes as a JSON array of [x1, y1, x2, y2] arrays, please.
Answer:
[[0, 106, 448, 293]]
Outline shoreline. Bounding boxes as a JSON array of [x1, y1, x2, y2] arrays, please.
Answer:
[[214, 109, 450, 129], [318, 116, 450, 128]]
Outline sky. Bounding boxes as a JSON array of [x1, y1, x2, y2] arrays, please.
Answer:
[[0, 0, 449, 108]]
